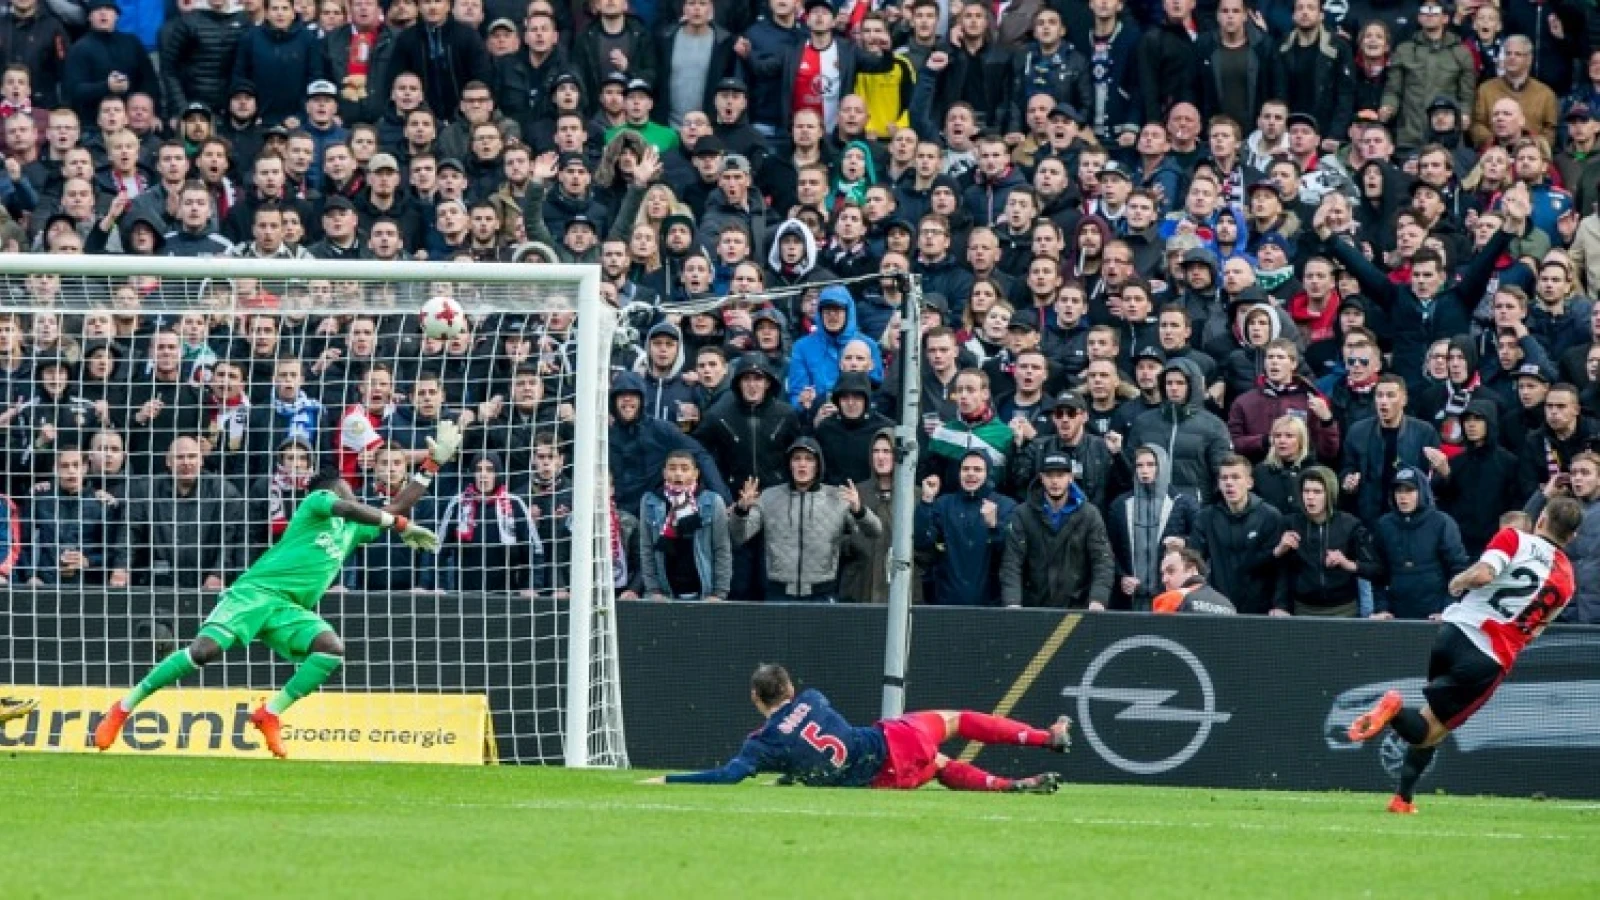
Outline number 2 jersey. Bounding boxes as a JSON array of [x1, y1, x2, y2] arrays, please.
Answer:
[[663, 689, 889, 786], [1441, 527, 1575, 669]]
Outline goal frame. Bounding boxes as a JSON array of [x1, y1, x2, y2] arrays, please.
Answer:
[[0, 254, 620, 767]]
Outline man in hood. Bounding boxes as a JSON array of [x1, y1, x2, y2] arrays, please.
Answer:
[[609, 371, 729, 511], [915, 450, 1016, 606], [1125, 357, 1233, 504], [1272, 465, 1383, 617], [1430, 399, 1526, 554], [999, 450, 1113, 609], [1187, 453, 1287, 616], [635, 321, 698, 427], [787, 285, 883, 410], [1108, 443, 1199, 611], [812, 372, 894, 487], [695, 353, 804, 492], [1372, 466, 1471, 620], [730, 438, 882, 603]]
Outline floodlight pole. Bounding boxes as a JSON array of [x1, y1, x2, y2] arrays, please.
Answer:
[[881, 272, 923, 720]]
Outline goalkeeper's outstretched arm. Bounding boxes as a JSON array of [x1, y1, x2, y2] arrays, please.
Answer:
[[329, 421, 463, 550]]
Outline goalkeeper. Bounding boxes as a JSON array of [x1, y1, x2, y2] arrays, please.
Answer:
[[94, 422, 463, 759]]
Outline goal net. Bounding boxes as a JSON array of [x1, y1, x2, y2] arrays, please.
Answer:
[[0, 254, 626, 767]]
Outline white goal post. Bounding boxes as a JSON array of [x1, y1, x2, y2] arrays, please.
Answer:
[[0, 253, 625, 767]]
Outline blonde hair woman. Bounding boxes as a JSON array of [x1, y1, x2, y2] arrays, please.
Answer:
[[1252, 414, 1312, 515]]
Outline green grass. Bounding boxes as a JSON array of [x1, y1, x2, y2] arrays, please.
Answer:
[[6, 754, 1600, 899]]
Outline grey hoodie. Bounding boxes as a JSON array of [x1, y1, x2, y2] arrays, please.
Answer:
[[1124, 357, 1234, 504], [729, 437, 883, 597]]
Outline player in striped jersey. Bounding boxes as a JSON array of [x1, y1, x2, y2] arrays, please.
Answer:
[[1345, 494, 1583, 814]]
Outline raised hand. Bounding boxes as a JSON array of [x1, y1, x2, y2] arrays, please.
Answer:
[[980, 498, 998, 528], [926, 50, 948, 72], [920, 475, 940, 503], [633, 145, 662, 187], [427, 420, 463, 465], [738, 476, 761, 510], [840, 479, 861, 513], [533, 151, 559, 182]]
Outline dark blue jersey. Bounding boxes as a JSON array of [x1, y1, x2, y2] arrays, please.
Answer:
[[663, 689, 889, 787]]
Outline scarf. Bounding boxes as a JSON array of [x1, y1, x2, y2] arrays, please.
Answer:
[[273, 391, 323, 446], [0, 99, 29, 120], [209, 392, 250, 450], [610, 496, 629, 588], [1257, 265, 1293, 293], [1358, 52, 1387, 81], [660, 484, 700, 538], [1289, 290, 1340, 344], [267, 466, 311, 536], [1345, 371, 1380, 394], [1438, 374, 1479, 451], [459, 483, 517, 543]]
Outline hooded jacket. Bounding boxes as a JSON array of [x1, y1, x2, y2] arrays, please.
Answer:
[[609, 371, 731, 511], [694, 354, 806, 490], [1373, 467, 1472, 619], [1107, 444, 1200, 610], [839, 428, 903, 604], [1125, 358, 1234, 504], [1434, 398, 1524, 554], [1278, 467, 1383, 612], [998, 477, 1113, 608], [230, 19, 325, 124], [158, 7, 248, 118], [1227, 374, 1341, 463], [914, 451, 1017, 606], [787, 286, 884, 406], [1189, 488, 1286, 616], [634, 321, 698, 425], [729, 437, 883, 596], [811, 372, 895, 487]]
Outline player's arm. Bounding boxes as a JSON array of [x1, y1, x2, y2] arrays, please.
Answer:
[[644, 740, 766, 785], [1448, 562, 1499, 597], [331, 421, 464, 550], [1449, 528, 1515, 596]]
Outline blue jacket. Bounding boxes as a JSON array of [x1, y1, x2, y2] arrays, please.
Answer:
[[231, 20, 325, 124], [610, 371, 731, 511], [914, 455, 1016, 606], [786, 286, 884, 407], [117, 0, 165, 50], [741, 15, 805, 130], [1341, 415, 1440, 526], [1373, 468, 1471, 620], [638, 489, 733, 600]]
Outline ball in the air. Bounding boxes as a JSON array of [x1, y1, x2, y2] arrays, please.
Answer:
[[420, 295, 468, 340]]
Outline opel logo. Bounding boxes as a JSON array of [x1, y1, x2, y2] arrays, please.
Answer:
[[1061, 635, 1232, 775]]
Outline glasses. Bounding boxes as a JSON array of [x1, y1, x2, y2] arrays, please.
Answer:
[[1345, 356, 1371, 366], [1052, 408, 1082, 418]]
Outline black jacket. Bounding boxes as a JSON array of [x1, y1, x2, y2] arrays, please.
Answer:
[[654, 24, 739, 124], [124, 474, 246, 588], [1277, 26, 1354, 146], [1189, 493, 1285, 615], [63, 27, 159, 120], [573, 16, 659, 106], [230, 19, 325, 124], [1433, 398, 1525, 554], [0, 11, 70, 108], [1010, 430, 1117, 509], [1195, 28, 1282, 123], [322, 23, 397, 126], [1278, 506, 1383, 612], [158, 8, 247, 118], [1135, 20, 1201, 123], [999, 481, 1115, 608], [692, 356, 805, 490], [491, 46, 573, 136], [388, 18, 492, 124], [1341, 414, 1440, 525], [1005, 41, 1093, 135], [812, 410, 895, 488]]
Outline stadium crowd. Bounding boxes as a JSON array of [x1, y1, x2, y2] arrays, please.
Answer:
[[3, 0, 1600, 621]]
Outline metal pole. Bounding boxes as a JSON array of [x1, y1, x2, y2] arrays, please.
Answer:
[[881, 273, 923, 719], [564, 268, 604, 767]]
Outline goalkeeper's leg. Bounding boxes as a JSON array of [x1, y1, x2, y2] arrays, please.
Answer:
[[250, 625, 345, 760], [94, 634, 225, 751]]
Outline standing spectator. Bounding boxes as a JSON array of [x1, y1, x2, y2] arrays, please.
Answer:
[[730, 437, 881, 603], [323, 0, 396, 126], [1469, 34, 1558, 148], [742, 0, 805, 137], [1135, 0, 1200, 125], [1341, 375, 1441, 526], [1010, 391, 1117, 508], [1187, 454, 1286, 615], [1517, 381, 1599, 500], [1251, 414, 1312, 516], [0, 0, 71, 110], [1226, 338, 1340, 463], [922, 368, 1015, 494], [1524, 450, 1600, 624], [1378, 1, 1476, 151], [1125, 358, 1232, 504], [159, 0, 248, 122], [29, 449, 124, 587], [811, 372, 894, 488], [999, 450, 1114, 609], [694, 351, 803, 490], [344, 442, 436, 592], [781, 0, 893, 132], [609, 372, 728, 512], [1371, 466, 1471, 620], [247, 437, 315, 552], [573, 0, 658, 102], [639, 449, 732, 601], [1272, 466, 1382, 617], [231, 0, 326, 126], [63, 0, 159, 122], [839, 429, 901, 604], [915, 451, 1016, 606], [388, 0, 492, 124], [1277, 0, 1352, 152], [656, 0, 738, 128], [1196, 0, 1281, 128], [787, 286, 882, 411], [437, 451, 540, 593], [1430, 399, 1525, 554], [124, 436, 245, 589], [1107, 444, 1198, 611]]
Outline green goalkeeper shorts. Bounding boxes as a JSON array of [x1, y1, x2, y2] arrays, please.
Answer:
[[198, 588, 335, 661]]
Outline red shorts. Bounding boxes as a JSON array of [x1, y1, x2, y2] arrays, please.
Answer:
[[869, 712, 947, 790]]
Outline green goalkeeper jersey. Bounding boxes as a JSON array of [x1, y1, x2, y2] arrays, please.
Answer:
[[230, 489, 383, 609]]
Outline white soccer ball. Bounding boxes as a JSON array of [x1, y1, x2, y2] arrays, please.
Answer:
[[420, 295, 468, 340]]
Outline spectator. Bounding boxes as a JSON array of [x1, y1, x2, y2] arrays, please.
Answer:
[[1517, 380, 1599, 500], [1430, 399, 1526, 554], [922, 367, 1014, 494], [63, 0, 158, 122], [838, 428, 901, 604], [1470, 35, 1558, 148], [730, 437, 880, 603], [787, 285, 882, 411], [810, 371, 892, 488], [388, 0, 491, 125], [125, 436, 244, 589], [1272, 466, 1383, 617], [1226, 338, 1340, 463], [1107, 444, 1198, 611], [29, 448, 123, 586], [438, 451, 540, 593], [1151, 547, 1237, 614], [1342, 375, 1442, 526], [639, 449, 732, 601], [609, 371, 728, 512], [232, 0, 326, 126], [1525, 450, 1600, 624], [1125, 358, 1232, 504], [1372, 466, 1471, 620], [1380, 2, 1476, 151], [1251, 414, 1312, 516], [159, 0, 247, 122], [999, 450, 1113, 609], [1010, 390, 1116, 508], [1187, 453, 1286, 616], [915, 450, 1015, 606]]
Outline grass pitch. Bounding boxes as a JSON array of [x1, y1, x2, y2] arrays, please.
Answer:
[[7, 754, 1600, 899]]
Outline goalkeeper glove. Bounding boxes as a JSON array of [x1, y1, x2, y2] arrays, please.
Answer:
[[399, 521, 439, 553], [423, 420, 463, 473], [0, 696, 38, 725]]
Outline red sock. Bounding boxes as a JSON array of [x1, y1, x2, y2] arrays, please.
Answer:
[[937, 760, 1012, 792], [956, 711, 1051, 747]]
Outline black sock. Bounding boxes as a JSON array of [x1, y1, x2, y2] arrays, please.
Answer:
[[1396, 746, 1436, 802], [1390, 707, 1429, 744]]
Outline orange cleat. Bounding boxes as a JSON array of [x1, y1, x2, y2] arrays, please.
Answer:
[[93, 702, 129, 751], [249, 706, 288, 759], [1347, 690, 1404, 743], [1387, 795, 1418, 815]]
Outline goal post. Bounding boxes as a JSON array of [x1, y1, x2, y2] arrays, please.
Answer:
[[0, 253, 626, 767]]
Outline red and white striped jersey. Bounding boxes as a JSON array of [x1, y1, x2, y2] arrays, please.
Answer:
[[1442, 527, 1575, 669]]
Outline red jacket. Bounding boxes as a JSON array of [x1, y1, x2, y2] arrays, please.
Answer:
[[1226, 377, 1341, 462]]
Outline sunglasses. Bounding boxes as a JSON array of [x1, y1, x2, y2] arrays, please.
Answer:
[[1052, 408, 1083, 418], [1345, 356, 1371, 366]]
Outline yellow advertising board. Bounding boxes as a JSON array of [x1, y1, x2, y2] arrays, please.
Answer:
[[0, 687, 495, 765]]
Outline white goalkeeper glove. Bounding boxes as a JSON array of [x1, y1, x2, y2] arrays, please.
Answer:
[[400, 521, 439, 553], [425, 420, 462, 470], [0, 696, 38, 724]]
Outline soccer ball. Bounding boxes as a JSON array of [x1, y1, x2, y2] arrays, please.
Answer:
[[420, 295, 468, 340]]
